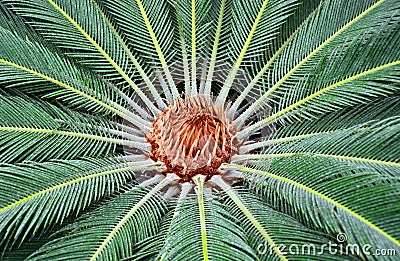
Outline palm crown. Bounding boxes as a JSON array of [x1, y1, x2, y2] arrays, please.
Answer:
[[0, 0, 399, 260]]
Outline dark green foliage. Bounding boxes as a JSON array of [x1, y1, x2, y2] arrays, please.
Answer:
[[0, 0, 399, 260]]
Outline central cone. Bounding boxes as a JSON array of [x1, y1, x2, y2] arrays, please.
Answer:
[[148, 96, 237, 182]]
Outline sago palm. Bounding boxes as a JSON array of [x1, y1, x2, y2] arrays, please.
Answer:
[[0, 0, 399, 260]]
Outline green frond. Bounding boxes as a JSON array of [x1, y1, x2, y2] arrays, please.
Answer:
[[275, 96, 400, 139], [0, 19, 150, 128], [91, 1, 168, 111], [203, 0, 232, 95], [246, 62, 400, 135], [232, 155, 400, 257], [155, 194, 257, 261], [99, 0, 177, 70], [0, 158, 159, 250], [250, 0, 322, 75], [0, 23, 124, 116], [26, 178, 174, 261], [170, 0, 214, 95], [2, 0, 161, 115], [1, 235, 50, 260], [0, 93, 131, 163], [268, 117, 400, 168], [1, 0, 399, 260], [216, 0, 299, 104], [0, 3, 40, 42], [223, 190, 360, 260], [241, 100, 400, 156], [122, 206, 176, 261], [98, 0, 179, 98], [212, 175, 287, 260], [237, 0, 400, 136], [227, 0, 297, 68], [171, 0, 213, 54], [125, 183, 193, 260], [269, 0, 395, 106], [227, 0, 322, 116]]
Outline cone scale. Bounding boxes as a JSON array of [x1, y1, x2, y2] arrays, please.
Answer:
[[147, 95, 241, 182]]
